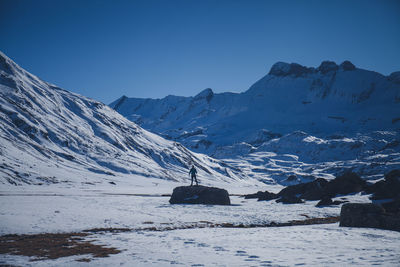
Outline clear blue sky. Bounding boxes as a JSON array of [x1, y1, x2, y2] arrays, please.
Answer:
[[1, 0, 399, 104]]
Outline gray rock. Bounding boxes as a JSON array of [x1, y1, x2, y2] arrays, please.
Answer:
[[169, 185, 230, 205], [340, 203, 400, 232]]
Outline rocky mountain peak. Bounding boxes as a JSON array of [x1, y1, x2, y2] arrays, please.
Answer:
[[194, 88, 214, 102], [268, 62, 313, 77], [340, 60, 356, 71], [317, 61, 339, 74]]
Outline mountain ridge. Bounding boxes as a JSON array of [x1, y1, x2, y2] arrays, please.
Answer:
[[110, 60, 400, 155], [0, 51, 254, 186]]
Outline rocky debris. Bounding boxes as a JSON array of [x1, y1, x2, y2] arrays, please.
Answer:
[[340, 60, 356, 71], [246, 170, 399, 208], [276, 195, 304, 204], [169, 185, 230, 205], [247, 171, 367, 203], [340, 203, 400, 232], [366, 169, 400, 200]]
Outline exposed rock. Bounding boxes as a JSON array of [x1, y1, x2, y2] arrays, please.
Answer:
[[268, 62, 313, 77], [316, 197, 333, 207], [194, 88, 214, 103], [367, 169, 400, 200], [381, 198, 400, 214], [388, 71, 400, 84], [276, 195, 304, 204], [244, 190, 278, 201], [286, 175, 297, 181], [322, 172, 366, 197], [317, 61, 339, 74], [278, 178, 328, 200], [316, 197, 347, 207], [339, 60, 356, 71], [340, 203, 400, 232], [169, 185, 230, 205]]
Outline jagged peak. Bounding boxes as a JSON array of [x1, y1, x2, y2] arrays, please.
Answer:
[[317, 61, 338, 74], [194, 88, 214, 102], [340, 60, 356, 71], [268, 62, 314, 77]]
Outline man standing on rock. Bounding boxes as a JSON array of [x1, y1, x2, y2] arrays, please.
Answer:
[[189, 165, 198, 186]]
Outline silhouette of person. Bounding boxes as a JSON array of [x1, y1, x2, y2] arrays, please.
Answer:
[[189, 165, 198, 186]]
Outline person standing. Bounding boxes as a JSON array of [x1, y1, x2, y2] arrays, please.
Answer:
[[189, 165, 198, 186]]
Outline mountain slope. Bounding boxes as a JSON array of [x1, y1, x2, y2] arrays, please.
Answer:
[[110, 60, 400, 154], [0, 51, 252, 186]]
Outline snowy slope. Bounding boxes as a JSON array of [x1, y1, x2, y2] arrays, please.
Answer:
[[0, 51, 255, 186], [111, 60, 400, 154]]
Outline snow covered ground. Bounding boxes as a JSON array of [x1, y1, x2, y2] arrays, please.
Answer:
[[1, 184, 400, 266]]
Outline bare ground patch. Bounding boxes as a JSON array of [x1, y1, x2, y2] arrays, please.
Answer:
[[0, 232, 120, 262]]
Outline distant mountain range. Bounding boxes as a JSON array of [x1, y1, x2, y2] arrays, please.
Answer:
[[0, 51, 251, 186], [111, 60, 400, 156], [110, 61, 400, 183]]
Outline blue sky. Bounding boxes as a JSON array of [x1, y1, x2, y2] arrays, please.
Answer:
[[1, 0, 399, 104]]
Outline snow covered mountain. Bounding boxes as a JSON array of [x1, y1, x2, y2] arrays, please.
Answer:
[[110, 61, 400, 182], [111, 60, 400, 155], [0, 51, 253, 186]]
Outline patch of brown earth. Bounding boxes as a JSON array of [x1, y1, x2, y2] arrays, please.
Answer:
[[0, 232, 120, 261]]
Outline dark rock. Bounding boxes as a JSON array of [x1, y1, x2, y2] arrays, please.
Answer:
[[258, 191, 278, 201], [368, 169, 400, 200], [339, 60, 356, 71], [299, 178, 328, 200], [340, 203, 400, 232], [287, 175, 297, 181], [268, 62, 313, 77], [316, 197, 347, 207], [316, 197, 333, 207], [276, 195, 304, 204], [244, 190, 278, 201], [244, 191, 264, 199], [278, 178, 328, 200], [169, 185, 230, 205], [388, 71, 400, 84], [381, 198, 400, 214], [317, 61, 339, 74], [323, 172, 366, 197]]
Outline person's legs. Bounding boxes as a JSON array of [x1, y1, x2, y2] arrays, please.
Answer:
[[194, 174, 198, 186], [191, 175, 194, 186]]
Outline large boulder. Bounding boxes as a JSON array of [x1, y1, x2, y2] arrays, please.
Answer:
[[278, 178, 328, 200], [340, 203, 400, 232], [323, 172, 366, 197], [169, 185, 230, 205], [367, 169, 400, 200]]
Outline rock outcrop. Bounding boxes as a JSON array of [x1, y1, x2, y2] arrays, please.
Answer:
[[340, 203, 400, 232], [169, 185, 230, 205]]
